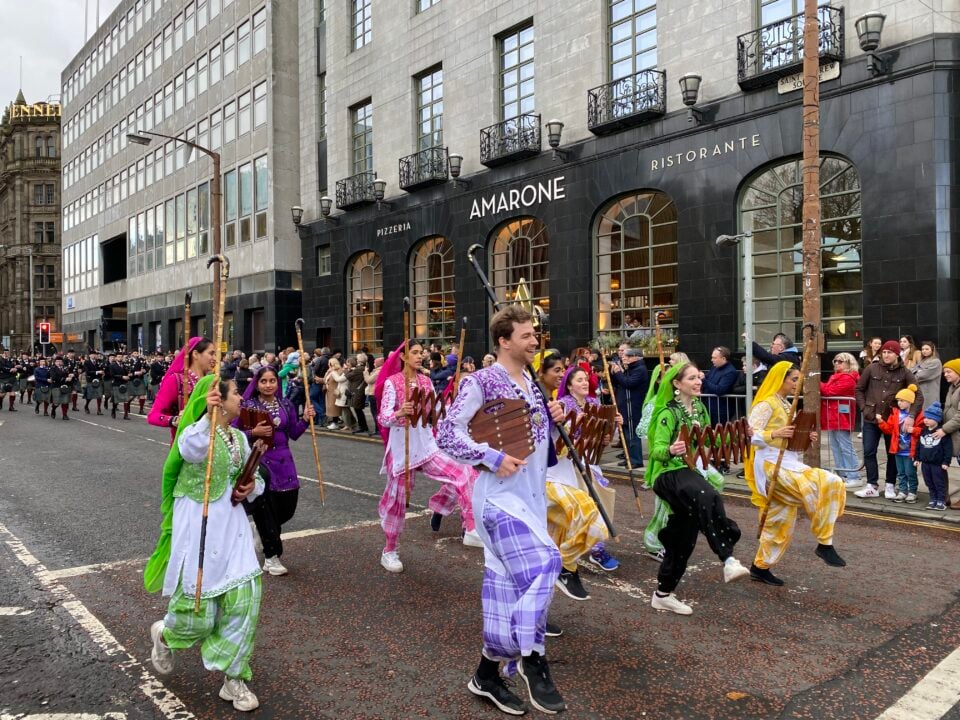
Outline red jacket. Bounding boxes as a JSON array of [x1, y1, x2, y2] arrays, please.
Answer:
[[820, 371, 859, 431], [877, 408, 924, 457]]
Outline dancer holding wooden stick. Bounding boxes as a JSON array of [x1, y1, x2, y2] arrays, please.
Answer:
[[295, 318, 326, 505]]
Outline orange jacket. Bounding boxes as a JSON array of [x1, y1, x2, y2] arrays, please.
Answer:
[[877, 408, 924, 457]]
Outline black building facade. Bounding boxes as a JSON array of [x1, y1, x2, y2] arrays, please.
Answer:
[[301, 34, 959, 366]]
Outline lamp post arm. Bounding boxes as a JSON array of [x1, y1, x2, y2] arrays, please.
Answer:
[[134, 130, 219, 163]]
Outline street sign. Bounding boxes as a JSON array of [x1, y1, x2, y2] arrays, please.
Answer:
[[219, 342, 229, 353], [777, 61, 840, 94], [50, 333, 64, 344]]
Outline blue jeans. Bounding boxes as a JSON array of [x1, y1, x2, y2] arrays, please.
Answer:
[[862, 421, 896, 488], [625, 420, 644, 468], [309, 383, 325, 420], [828, 430, 860, 480], [894, 454, 918, 494]]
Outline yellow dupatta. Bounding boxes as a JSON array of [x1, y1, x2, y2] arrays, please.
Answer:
[[745, 361, 792, 507]]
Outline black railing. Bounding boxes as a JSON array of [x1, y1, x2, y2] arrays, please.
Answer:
[[399, 147, 448, 191], [737, 5, 844, 90], [480, 114, 541, 167], [335, 171, 376, 209], [587, 69, 666, 135]]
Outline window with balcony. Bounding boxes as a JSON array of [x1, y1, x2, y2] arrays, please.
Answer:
[[351, 100, 373, 175], [499, 24, 534, 120], [416, 67, 443, 151]]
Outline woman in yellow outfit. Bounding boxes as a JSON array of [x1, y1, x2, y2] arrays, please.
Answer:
[[746, 361, 848, 586]]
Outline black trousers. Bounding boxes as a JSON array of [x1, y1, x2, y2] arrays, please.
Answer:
[[654, 468, 741, 593], [249, 487, 299, 559]]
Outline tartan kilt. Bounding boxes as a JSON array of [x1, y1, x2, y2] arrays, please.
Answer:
[[33, 386, 52, 404], [129, 377, 147, 398], [71, 379, 82, 394], [103, 378, 114, 396], [112, 383, 131, 403], [51, 385, 71, 405], [18, 376, 30, 392], [84, 381, 103, 400]]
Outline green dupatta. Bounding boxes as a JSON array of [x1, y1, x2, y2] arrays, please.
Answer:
[[143, 374, 218, 593]]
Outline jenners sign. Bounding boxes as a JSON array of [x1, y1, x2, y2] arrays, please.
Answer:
[[469, 176, 566, 220]]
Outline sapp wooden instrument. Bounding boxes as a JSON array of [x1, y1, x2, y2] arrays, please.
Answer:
[[232, 439, 269, 505], [555, 404, 617, 466], [677, 417, 752, 472], [785, 410, 817, 452], [469, 398, 535, 461], [408, 385, 453, 428], [238, 406, 274, 449]]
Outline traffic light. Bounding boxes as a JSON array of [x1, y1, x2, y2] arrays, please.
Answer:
[[38, 322, 51, 344]]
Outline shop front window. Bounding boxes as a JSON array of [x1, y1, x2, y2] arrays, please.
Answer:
[[595, 190, 678, 348], [739, 155, 862, 347], [489, 217, 549, 342], [347, 251, 383, 354], [409, 236, 455, 347]]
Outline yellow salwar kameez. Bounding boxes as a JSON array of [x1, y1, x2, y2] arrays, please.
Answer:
[[747, 393, 846, 569]]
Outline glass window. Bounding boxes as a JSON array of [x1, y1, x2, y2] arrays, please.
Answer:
[[418, 0, 440, 11], [352, 0, 372, 50], [740, 156, 862, 347], [255, 155, 268, 239], [760, 0, 801, 25], [237, 91, 251, 136], [165, 199, 175, 265], [197, 0, 208, 30], [185, 2, 195, 41], [500, 25, 534, 120], [317, 246, 331, 276], [347, 251, 383, 354], [253, 7, 267, 54], [187, 187, 198, 258], [155, 204, 165, 269], [186, 65, 196, 103], [224, 100, 236, 143], [174, 12, 183, 51], [211, 109, 223, 148], [175, 73, 184, 110], [34, 184, 43, 204], [351, 100, 373, 175], [198, 182, 210, 255], [164, 81, 173, 117], [595, 191, 678, 342], [224, 169, 237, 247], [609, 0, 657, 81], [416, 67, 443, 151], [253, 81, 267, 127], [196, 55, 208, 96], [174, 194, 186, 262], [239, 162, 252, 243], [223, 32, 236, 76], [409, 236, 455, 345], [489, 217, 550, 337], [237, 20, 251, 65], [163, 23, 172, 58], [210, 43, 222, 85]]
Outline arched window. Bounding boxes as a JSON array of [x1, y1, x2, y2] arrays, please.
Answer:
[[46, 136, 56, 158], [409, 236, 455, 346], [346, 251, 383, 354], [740, 155, 862, 346], [489, 217, 549, 335], [595, 190, 678, 342]]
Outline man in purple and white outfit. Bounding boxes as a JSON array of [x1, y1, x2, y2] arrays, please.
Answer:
[[438, 306, 567, 716]]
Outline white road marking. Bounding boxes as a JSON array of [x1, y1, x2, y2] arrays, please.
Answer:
[[875, 644, 960, 720], [47, 558, 145, 581], [280, 511, 431, 540], [74, 418, 169, 446], [0, 606, 34, 616], [0, 522, 194, 720], [296, 474, 428, 509], [1, 714, 127, 720]]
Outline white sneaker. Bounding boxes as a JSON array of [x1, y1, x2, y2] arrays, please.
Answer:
[[884, 485, 898, 500], [723, 557, 750, 583], [844, 478, 864, 489], [220, 677, 260, 712], [854, 485, 880, 498], [149, 620, 174, 675], [651, 592, 692, 615], [892, 491, 907, 503], [248, 518, 262, 553], [380, 551, 403, 573], [905, 493, 917, 504], [263, 556, 288, 576], [462, 529, 484, 548]]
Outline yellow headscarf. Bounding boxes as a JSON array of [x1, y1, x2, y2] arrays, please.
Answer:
[[744, 361, 793, 506]]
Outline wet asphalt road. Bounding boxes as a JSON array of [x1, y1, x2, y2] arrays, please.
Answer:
[[1, 403, 959, 720]]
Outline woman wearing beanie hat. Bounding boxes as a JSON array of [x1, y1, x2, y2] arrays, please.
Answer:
[[933, 360, 960, 508], [855, 341, 925, 499], [912, 341, 943, 411]]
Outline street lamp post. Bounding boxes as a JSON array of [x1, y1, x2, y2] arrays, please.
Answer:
[[716, 233, 754, 412], [126, 131, 222, 323]]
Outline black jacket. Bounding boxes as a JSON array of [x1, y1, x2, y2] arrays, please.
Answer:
[[915, 427, 953, 466], [612, 360, 649, 432]]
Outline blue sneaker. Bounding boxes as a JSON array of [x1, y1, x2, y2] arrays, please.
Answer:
[[588, 548, 619, 572]]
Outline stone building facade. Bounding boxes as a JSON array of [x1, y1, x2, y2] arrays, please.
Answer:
[[0, 93, 61, 353]]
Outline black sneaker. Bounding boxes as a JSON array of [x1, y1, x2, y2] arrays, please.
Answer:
[[430, 512, 443, 532], [815, 544, 846, 567], [518, 652, 566, 714], [468, 673, 527, 716], [749, 563, 785, 586], [555, 569, 590, 601], [545, 621, 563, 638]]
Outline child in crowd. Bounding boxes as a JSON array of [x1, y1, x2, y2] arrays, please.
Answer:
[[915, 402, 952, 511], [877, 385, 923, 503]]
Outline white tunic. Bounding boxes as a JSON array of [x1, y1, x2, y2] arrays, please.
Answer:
[[162, 416, 265, 598]]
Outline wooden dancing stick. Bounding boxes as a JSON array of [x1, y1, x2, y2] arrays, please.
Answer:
[[654, 311, 666, 376], [194, 255, 229, 612], [599, 347, 643, 515], [402, 297, 412, 509], [181, 291, 192, 412], [466, 244, 616, 538], [451, 317, 468, 399], [756, 323, 816, 539], [295, 318, 325, 506]]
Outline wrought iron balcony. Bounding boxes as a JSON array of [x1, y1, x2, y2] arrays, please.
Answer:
[[738, 5, 844, 90], [399, 147, 448, 192], [480, 114, 541, 167], [335, 171, 376, 209], [587, 69, 666, 135]]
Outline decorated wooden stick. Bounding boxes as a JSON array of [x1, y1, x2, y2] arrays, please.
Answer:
[[295, 318, 325, 506], [451, 317, 468, 399], [402, 297, 412, 508], [181, 291, 192, 412]]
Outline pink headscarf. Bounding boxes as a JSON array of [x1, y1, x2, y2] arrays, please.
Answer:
[[374, 342, 408, 444], [165, 336, 203, 381]]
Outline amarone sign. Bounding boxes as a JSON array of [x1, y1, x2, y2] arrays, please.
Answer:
[[469, 176, 566, 220]]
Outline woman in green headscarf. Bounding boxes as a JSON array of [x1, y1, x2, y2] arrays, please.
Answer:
[[745, 361, 846, 587], [642, 361, 749, 616], [143, 374, 265, 712]]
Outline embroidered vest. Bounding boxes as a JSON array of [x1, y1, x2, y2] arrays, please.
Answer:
[[173, 428, 243, 503]]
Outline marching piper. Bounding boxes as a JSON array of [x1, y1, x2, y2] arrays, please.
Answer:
[[49, 356, 74, 421], [109, 352, 132, 420], [33, 358, 51, 415], [0, 349, 18, 412], [83, 351, 106, 415]]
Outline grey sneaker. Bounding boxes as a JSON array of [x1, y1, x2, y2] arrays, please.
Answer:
[[150, 620, 174, 675], [220, 677, 260, 712]]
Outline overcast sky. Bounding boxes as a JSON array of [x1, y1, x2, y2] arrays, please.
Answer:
[[0, 0, 123, 107]]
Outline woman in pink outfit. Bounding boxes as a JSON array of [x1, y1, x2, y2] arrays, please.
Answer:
[[147, 337, 217, 443]]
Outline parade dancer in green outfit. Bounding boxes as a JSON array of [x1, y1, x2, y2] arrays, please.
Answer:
[[144, 374, 265, 712]]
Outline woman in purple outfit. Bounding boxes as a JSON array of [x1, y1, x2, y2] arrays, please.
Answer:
[[239, 365, 315, 576]]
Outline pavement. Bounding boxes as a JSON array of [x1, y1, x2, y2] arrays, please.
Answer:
[[1, 403, 960, 720]]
